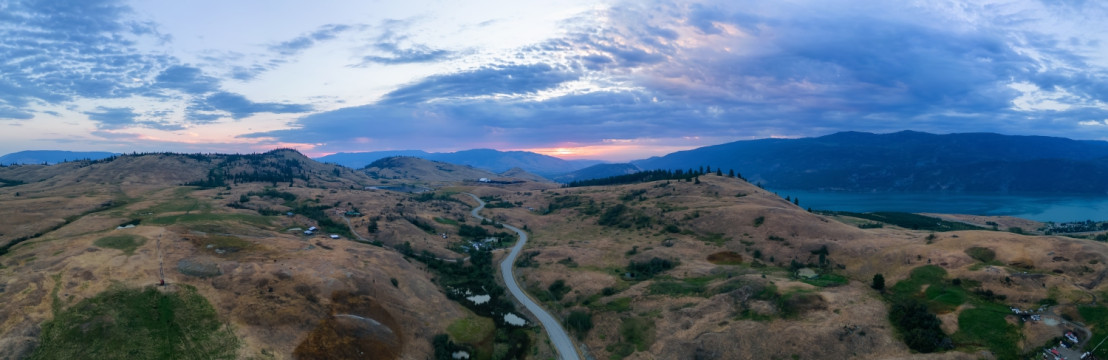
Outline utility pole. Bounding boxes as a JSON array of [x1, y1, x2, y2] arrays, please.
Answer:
[[157, 234, 165, 287]]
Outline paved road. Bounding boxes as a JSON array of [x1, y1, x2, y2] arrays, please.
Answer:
[[464, 193, 581, 360]]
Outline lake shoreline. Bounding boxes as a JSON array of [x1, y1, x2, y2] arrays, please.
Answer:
[[768, 189, 1108, 223]]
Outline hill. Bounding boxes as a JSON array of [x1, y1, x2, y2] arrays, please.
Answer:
[[0, 150, 485, 359], [0, 150, 117, 165], [550, 162, 640, 183], [313, 150, 431, 168], [317, 148, 602, 176], [469, 173, 1108, 359], [631, 131, 1108, 194], [362, 156, 500, 185]]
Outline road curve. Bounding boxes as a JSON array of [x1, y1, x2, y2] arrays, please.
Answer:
[[464, 193, 581, 360]]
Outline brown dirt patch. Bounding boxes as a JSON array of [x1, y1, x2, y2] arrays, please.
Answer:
[[707, 251, 743, 265], [294, 290, 404, 360]]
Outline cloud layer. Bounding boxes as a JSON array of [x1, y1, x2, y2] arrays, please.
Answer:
[[247, 0, 1108, 157]]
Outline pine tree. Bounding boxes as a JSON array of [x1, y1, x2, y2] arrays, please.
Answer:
[[872, 273, 885, 291]]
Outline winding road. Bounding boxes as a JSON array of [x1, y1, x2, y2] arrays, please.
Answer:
[[464, 193, 581, 360]]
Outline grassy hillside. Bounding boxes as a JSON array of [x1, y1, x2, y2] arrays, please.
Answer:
[[4, 150, 1108, 359]]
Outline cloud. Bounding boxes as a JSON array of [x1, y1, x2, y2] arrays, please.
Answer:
[[85, 106, 140, 129], [0, 107, 34, 120], [379, 63, 578, 104], [0, 0, 169, 111], [245, 0, 1108, 156], [190, 91, 312, 119], [360, 44, 452, 65], [270, 24, 353, 56], [355, 24, 454, 66], [84, 106, 185, 130], [153, 65, 221, 95]]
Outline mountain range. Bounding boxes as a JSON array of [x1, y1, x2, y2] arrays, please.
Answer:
[[0, 150, 117, 165], [630, 131, 1108, 194], [6, 131, 1108, 194], [315, 149, 603, 176]]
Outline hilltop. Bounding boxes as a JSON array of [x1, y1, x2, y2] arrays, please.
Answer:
[[363, 156, 553, 185]]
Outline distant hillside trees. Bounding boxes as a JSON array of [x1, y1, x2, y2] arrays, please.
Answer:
[[183, 151, 311, 188], [564, 167, 742, 187]]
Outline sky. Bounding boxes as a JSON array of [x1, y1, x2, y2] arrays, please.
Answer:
[[2, 0, 1108, 161]]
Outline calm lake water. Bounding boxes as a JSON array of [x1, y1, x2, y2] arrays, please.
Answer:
[[770, 190, 1108, 223]]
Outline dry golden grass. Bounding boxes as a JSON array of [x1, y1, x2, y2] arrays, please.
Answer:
[[0, 161, 475, 359], [494, 175, 1108, 359]]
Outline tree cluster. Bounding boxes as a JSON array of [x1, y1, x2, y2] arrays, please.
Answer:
[[888, 299, 951, 353], [564, 166, 743, 188]]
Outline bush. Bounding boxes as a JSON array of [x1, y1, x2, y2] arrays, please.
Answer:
[[548, 279, 571, 301], [566, 310, 593, 340], [626, 257, 677, 279], [965, 247, 996, 263], [889, 299, 947, 353]]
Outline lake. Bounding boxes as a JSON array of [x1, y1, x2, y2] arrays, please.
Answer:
[[769, 190, 1108, 223]]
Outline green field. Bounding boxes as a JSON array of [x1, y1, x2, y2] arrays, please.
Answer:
[[954, 306, 1019, 360], [888, 265, 1021, 356], [1079, 305, 1108, 359], [434, 217, 460, 226], [30, 285, 239, 360], [93, 235, 146, 256], [149, 213, 272, 227], [819, 211, 986, 232]]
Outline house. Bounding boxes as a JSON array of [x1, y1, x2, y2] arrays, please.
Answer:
[[286, 212, 294, 217], [330, 234, 340, 239], [304, 230, 313, 235], [308, 226, 317, 231], [478, 178, 490, 183]]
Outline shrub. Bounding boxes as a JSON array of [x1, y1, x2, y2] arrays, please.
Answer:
[[626, 257, 677, 279], [964, 247, 996, 263], [566, 310, 593, 340]]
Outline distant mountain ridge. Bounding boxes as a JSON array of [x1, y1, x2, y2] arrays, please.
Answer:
[[630, 131, 1108, 194], [0, 150, 117, 165], [550, 163, 641, 183], [10, 131, 1108, 194], [316, 149, 603, 176]]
